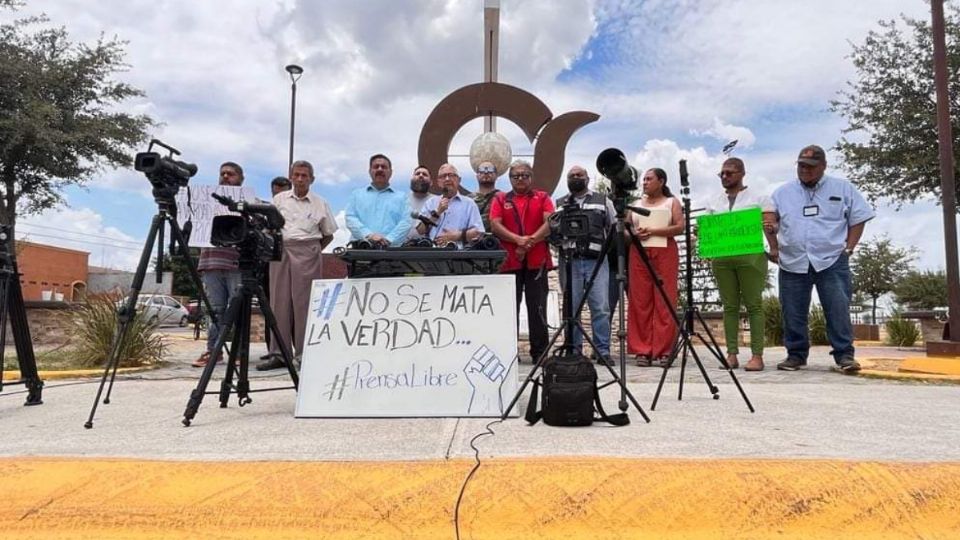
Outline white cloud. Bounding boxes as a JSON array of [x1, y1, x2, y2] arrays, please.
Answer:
[[17, 207, 142, 271], [690, 118, 756, 149]]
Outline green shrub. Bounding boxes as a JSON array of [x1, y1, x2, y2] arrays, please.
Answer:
[[71, 294, 166, 368], [762, 295, 783, 346], [885, 314, 920, 347], [809, 305, 829, 345]]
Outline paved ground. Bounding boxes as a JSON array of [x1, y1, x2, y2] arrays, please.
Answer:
[[1, 331, 958, 538]]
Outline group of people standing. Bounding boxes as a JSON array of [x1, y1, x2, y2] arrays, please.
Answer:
[[192, 143, 874, 376], [603, 144, 873, 373]]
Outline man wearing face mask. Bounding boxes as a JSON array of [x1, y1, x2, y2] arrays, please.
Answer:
[[469, 160, 501, 232], [407, 165, 432, 241], [554, 166, 616, 365]]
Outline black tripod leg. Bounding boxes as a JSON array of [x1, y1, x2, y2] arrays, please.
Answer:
[[684, 345, 719, 398], [678, 341, 689, 400], [232, 299, 252, 406], [255, 287, 298, 388], [85, 214, 162, 429], [183, 294, 244, 426], [693, 309, 754, 412], [651, 330, 684, 410], [218, 304, 244, 408]]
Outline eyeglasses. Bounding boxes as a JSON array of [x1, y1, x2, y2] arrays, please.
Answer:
[[478, 168, 496, 174], [438, 173, 459, 179], [717, 170, 741, 178], [509, 173, 532, 180]]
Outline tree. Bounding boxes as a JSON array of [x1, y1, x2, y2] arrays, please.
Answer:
[[850, 236, 916, 323], [0, 1, 153, 250], [152, 249, 200, 299], [831, 5, 960, 209], [893, 269, 948, 309]]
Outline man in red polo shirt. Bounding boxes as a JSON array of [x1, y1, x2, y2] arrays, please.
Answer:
[[490, 160, 555, 363]]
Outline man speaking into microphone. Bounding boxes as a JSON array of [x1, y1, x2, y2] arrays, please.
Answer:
[[417, 163, 484, 247]]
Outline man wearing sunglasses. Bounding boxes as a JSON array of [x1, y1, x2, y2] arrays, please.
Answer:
[[490, 160, 555, 363], [765, 145, 874, 373], [469, 161, 501, 232]]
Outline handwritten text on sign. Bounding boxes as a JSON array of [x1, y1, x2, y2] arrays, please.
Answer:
[[175, 185, 258, 247], [697, 207, 765, 259], [296, 275, 519, 417]]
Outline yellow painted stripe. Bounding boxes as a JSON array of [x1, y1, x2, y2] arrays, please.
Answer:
[[2, 367, 151, 381], [900, 357, 960, 376], [1, 458, 959, 538]]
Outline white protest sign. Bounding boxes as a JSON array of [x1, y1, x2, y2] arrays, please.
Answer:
[[296, 275, 519, 417], [175, 185, 259, 247]]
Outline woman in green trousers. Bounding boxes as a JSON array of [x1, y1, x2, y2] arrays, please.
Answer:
[[704, 158, 777, 371]]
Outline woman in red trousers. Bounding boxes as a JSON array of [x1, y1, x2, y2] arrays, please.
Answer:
[[627, 168, 684, 366]]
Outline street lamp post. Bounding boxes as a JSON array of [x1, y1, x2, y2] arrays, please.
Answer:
[[930, 0, 960, 350], [285, 64, 304, 173]]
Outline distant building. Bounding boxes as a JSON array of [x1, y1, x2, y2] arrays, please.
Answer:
[[87, 266, 173, 297], [15, 241, 89, 302]]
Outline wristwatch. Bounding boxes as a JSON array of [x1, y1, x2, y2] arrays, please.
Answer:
[[844, 247, 854, 256]]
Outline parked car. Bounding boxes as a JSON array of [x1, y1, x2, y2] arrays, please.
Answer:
[[116, 294, 190, 327]]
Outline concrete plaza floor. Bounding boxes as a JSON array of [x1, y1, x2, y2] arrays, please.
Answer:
[[1, 332, 958, 538]]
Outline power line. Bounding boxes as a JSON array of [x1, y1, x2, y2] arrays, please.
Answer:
[[15, 231, 142, 251], [17, 222, 142, 246]]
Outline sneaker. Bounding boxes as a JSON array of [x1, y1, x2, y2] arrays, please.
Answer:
[[597, 355, 614, 367], [837, 357, 861, 373], [776, 357, 807, 371]]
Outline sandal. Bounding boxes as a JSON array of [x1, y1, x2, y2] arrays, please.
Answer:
[[635, 354, 652, 367], [725, 354, 740, 369], [191, 351, 211, 368]]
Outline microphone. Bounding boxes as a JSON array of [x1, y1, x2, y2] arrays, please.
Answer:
[[411, 212, 437, 228], [626, 205, 651, 217]]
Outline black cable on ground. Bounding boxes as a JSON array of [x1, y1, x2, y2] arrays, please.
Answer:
[[454, 417, 503, 540]]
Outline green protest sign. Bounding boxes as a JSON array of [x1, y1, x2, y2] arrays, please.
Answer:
[[697, 207, 765, 259]]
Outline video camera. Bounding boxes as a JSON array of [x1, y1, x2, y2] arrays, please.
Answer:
[[134, 139, 198, 198], [209, 194, 285, 264], [548, 197, 591, 252]]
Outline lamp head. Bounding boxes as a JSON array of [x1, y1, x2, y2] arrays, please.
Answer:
[[285, 64, 304, 82]]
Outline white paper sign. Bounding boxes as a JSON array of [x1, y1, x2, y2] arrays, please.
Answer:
[[175, 185, 259, 247], [296, 275, 519, 417]]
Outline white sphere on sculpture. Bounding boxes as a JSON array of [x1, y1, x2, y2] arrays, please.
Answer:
[[468, 132, 512, 176]]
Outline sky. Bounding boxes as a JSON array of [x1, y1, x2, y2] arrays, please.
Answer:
[[3, 0, 950, 274]]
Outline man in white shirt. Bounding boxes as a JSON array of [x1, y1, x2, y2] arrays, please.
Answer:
[[258, 160, 338, 371]]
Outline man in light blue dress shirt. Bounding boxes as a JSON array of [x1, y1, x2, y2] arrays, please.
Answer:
[[766, 145, 875, 373], [417, 163, 484, 247], [345, 154, 411, 246]]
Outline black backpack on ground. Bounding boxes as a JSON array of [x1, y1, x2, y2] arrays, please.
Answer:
[[525, 352, 630, 427]]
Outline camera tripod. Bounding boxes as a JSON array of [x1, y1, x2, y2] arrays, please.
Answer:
[[85, 189, 224, 428], [501, 200, 651, 423], [0, 228, 43, 405], [182, 255, 297, 426], [649, 161, 753, 412]]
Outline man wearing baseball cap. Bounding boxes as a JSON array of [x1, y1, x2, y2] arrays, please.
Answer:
[[764, 145, 875, 373]]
